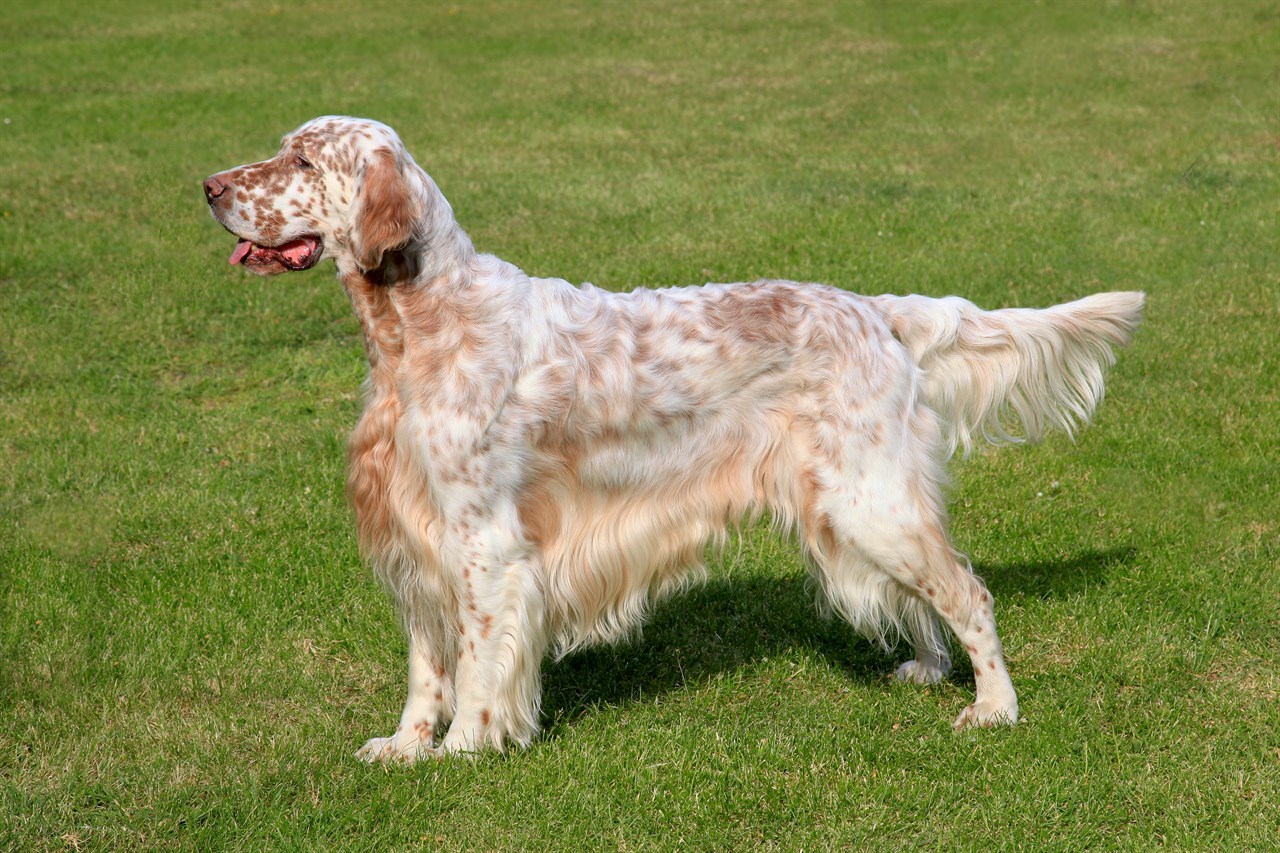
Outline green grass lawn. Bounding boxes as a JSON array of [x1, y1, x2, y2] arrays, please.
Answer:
[[3, 1, 1278, 848]]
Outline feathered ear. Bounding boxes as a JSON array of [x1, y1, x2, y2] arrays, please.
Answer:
[[351, 148, 417, 271]]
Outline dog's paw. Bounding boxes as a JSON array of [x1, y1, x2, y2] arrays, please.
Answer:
[[355, 733, 434, 764], [894, 659, 950, 685], [952, 700, 1018, 730]]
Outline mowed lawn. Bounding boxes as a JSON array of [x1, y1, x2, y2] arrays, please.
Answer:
[[2, 1, 1277, 849]]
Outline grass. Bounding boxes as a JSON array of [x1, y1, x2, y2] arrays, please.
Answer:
[[2, 0, 1278, 848]]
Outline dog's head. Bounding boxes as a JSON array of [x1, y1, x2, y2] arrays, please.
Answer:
[[203, 116, 421, 276]]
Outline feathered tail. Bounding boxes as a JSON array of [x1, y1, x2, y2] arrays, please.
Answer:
[[869, 291, 1145, 456]]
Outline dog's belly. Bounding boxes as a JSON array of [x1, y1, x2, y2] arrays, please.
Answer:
[[522, 413, 808, 652]]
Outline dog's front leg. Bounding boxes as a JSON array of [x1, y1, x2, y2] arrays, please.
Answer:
[[437, 516, 549, 755], [356, 630, 456, 763]]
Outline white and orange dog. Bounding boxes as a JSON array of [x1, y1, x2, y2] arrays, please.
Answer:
[[205, 117, 1143, 759]]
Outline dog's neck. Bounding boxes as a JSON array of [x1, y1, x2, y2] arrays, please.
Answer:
[[338, 255, 494, 384], [338, 169, 518, 397], [404, 167, 478, 286], [339, 270, 405, 378]]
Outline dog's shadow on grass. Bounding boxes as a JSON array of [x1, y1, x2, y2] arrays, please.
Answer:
[[539, 546, 1134, 728], [975, 546, 1136, 600]]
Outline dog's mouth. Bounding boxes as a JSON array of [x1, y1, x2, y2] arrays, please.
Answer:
[[228, 235, 323, 274]]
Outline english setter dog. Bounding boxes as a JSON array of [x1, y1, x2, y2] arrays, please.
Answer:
[[204, 117, 1143, 760]]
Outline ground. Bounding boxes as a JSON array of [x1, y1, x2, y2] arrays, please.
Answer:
[[2, 1, 1277, 849]]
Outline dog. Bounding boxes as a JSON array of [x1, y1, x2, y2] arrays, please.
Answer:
[[204, 117, 1143, 759]]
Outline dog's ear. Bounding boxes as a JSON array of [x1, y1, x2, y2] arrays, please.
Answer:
[[351, 148, 417, 271]]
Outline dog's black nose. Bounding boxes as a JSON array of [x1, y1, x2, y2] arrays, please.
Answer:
[[203, 175, 228, 202]]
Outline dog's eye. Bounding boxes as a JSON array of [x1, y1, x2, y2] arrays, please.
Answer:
[[295, 155, 314, 170]]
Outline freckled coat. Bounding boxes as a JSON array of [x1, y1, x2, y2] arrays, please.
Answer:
[[204, 117, 1144, 758]]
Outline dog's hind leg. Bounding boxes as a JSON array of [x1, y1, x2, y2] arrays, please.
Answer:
[[893, 607, 952, 686], [811, 498, 1017, 727], [806, 534, 952, 683], [807, 409, 1018, 728]]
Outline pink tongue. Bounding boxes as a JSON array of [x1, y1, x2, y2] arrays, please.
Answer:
[[279, 238, 315, 266], [229, 239, 254, 265]]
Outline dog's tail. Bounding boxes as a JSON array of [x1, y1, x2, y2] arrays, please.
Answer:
[[868, 291, 1145, 456]]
